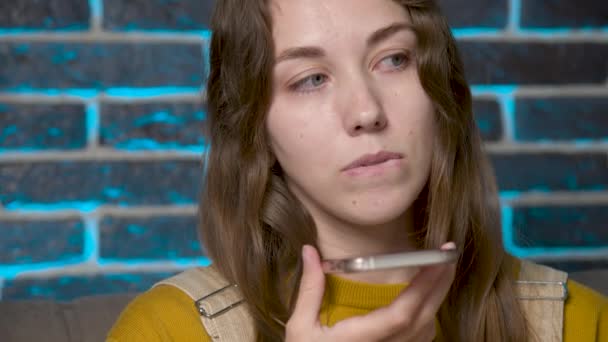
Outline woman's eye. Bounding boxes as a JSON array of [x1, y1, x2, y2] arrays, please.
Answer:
[[290, 73, 327, 92], [377, 52, 410, 71]]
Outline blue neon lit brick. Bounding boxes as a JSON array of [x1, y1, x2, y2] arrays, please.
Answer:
[[439, 0, 507, 29], [99, 215, 202, 260], [515, 97, 608, 141], [0, 160, 203, 207], [521, 0, 608, 28], [0, 42, 205, 90], [473, 99, 502, 142], [0, 0, 89, 30], [0, 103, 86, 150], [512, 205, 608, 248], [2, 272, 175, 300], [100, 102, 207, 149], [103, 0, 214, 31], [541, 260, 608, 273], [490, 152, 608, 191], [459, 42, 608, 85], [0, 219, 84, 265]]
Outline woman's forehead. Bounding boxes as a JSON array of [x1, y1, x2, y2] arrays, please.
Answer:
[[269, 0, 412, 50]]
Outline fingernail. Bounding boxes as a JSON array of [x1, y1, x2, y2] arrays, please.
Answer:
[[441, 242, 456, 250], [302, 245, 311, 263]]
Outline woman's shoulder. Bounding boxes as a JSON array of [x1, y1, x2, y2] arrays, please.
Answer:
[[515, 260, 606, 340], [563, 279, 607, 341], [567, 278, 607, 307], [106, 275, 212, 341]]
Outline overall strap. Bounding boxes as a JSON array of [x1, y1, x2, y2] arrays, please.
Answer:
[[515, 261, 568, 342], [153, 266, 255, 341]]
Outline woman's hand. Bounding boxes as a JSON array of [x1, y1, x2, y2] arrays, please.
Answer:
[[285, 243, 457, 342]]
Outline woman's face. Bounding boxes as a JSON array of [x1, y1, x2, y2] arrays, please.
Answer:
[[266, 0, 436, 228]]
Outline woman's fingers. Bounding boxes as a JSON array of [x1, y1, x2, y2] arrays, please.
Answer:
[[417, 242, 457, 321], [332, 243, 457, 340], [287, 245, 326, 331], [333, 263, 446, 339], [382, 319, 436, 342], [287, 243, 458, 341]]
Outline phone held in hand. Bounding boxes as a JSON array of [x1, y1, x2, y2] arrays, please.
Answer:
[[321, 249, 458, 273]]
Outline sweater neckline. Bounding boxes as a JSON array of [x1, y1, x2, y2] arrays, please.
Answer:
[[324, 274, 409, 310]]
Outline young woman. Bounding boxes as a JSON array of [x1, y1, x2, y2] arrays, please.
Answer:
[[107, 0, 607, 341]]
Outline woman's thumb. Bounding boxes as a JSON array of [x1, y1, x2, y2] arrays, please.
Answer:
[[290, 245, 326, 327]]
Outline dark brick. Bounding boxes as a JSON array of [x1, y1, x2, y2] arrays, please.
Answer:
[[521, 0, 608, 28], [100, 215, 203, 259], [513, 205, 608, 248], [0, 160, 203, 207], [473, 99, 502, 142], [0, 103, 86, 150], [103, 0, 214, 31], [0, 0, 89, 30], [438, 0, 508, 28], [490, 153, 608, 192], [0, 219, 84, 264], [542, 260, 608, 273], [515, 97, 608, 141], [100, 102, 207, 149], [459, 42, 608, 85], [2, 272, 176, 300], [0, 42, 205, 90]]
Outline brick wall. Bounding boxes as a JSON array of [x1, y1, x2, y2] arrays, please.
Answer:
[[0, 0, 606, 300]]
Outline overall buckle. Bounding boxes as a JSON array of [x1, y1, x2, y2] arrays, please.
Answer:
[[195, 283, 245, 319]]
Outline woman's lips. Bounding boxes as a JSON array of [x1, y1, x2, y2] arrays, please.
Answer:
[[343, 158, 403, 177], [342, 151, 403, 176], [342, 151, 403, 171]]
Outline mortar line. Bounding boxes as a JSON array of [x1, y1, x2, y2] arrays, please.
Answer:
[[0, 150, 205, 161], [473, 85, 608, 96], [0, 31, 211, 43], [85, 99, 100, 149], [0, 145, 605, 162], [10, 259, 210, 279], [501, 192, 608, 205], [454, 30, 608, 41], [484, 143, 608, 153], [507, 0, 521, 33], [499, 92, 516, 143], [88, 0, 103, 32], [1, 86, 604, 103], [0, 205, 198, 219], [83, 213, 100, 264], [0, 91, 205, 103], [0, 28, 605, 42]]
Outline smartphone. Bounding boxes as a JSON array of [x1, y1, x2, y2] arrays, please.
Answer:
[[321, 249, 458, 273]]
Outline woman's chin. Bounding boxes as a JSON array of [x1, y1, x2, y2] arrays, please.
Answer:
[[338, 204, 411, 228]]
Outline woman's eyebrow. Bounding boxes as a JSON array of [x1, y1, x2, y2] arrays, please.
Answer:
[[275, 46, 325, 65], [367, 22, 414, 47], [274, 22, 414, 65]]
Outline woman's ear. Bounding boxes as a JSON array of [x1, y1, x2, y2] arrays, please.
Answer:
[[270, 154, 283, 176], [265, 134, 280, 173], [266, 139, 277, 165]]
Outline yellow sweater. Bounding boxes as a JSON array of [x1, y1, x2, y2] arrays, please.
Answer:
[[107, 274, 607, 341]]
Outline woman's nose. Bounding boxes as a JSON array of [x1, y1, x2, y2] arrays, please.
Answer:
[[343, 82, 388, 136]]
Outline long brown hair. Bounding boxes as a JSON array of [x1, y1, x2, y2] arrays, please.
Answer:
[[200, 0, 529, 340]]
